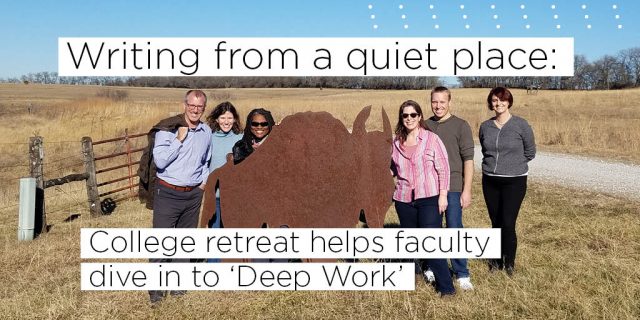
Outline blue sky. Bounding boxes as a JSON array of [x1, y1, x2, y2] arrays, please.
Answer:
[[0, 0, 637, 78]]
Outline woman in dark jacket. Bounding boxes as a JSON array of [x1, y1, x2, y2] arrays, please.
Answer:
[[479, 87, 536, 276], [233, 108, 276, 164]]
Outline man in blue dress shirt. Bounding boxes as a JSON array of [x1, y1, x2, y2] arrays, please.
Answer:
[[149, 89, 211, 304]]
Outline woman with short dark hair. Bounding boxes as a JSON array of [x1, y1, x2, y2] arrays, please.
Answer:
[[479, 87, 536, 276]]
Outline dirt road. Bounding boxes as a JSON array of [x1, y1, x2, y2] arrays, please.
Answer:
[[473, 147, 640, 201]]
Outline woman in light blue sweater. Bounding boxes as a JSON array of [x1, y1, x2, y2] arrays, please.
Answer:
[[205, 102, 243, 261]]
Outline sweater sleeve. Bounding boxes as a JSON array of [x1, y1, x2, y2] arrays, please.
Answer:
[[521, 120, 536, 161], [459, 120, 474, 162], [479, 123, 487, 157], [432, 135, 450, 191], [232, 139, 253, 165]]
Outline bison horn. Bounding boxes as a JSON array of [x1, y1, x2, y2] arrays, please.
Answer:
[[381, 107, 391, 136], [352, 106, 372, 136]]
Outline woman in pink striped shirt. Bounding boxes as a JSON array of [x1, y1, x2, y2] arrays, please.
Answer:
[[391, 100, 455, 296]]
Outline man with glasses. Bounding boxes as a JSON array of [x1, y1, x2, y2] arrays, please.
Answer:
[[148, 89, 212, 304], [424, 86, 475, 291]]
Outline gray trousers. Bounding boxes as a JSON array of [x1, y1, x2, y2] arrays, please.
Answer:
[[150, 183, 203, 264]]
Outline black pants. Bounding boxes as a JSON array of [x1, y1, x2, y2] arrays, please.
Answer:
[[150, 183, 203, 264], [482, 175, 527, 269]]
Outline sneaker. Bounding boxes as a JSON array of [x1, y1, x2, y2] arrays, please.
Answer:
[[423, 269, 435, 283], [457, 277, 474, 291]]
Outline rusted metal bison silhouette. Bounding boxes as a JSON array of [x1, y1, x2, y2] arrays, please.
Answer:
[[198, 106, 394, 229]]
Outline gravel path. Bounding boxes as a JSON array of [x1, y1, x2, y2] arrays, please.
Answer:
[[473, 146, 640, 201]]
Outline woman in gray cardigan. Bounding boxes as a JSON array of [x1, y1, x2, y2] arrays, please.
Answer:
[[479, 87, 536, 276]]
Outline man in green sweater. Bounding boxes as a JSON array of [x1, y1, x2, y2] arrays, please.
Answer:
[[424, 86, 475, 291]]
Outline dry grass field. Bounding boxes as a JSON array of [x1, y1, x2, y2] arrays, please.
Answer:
[[0, 84, 639, 319], [0, 176, 638, 319], [2, 84, 639, 162]]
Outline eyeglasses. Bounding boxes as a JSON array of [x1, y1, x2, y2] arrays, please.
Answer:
[[251, 121, 269, 127], [186, 103, 205, 110], [402, 113, 419, 119]]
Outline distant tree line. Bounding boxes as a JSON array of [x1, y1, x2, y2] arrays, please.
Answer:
[[459, 47, 640, 90], [1, 73, 440, 90], [3, 47, 639, 90], [1, 72, 129, 86], [126, 76, 442, 90]]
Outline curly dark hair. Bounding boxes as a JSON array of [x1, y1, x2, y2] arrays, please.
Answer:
[[205, 101, 242, 134]]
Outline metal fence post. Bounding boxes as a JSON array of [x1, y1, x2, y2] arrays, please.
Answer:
[[125, 129, 134, 196], [18, 178, 36, 241]]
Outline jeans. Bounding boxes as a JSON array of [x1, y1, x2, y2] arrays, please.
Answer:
[[207, 197, 222, 263], [482, 175, 527, 269], [444, 192, 470, 278], [395, 196, 456, 295]]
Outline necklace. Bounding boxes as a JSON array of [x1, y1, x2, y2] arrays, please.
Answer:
[[495, 114, 511, 126]]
